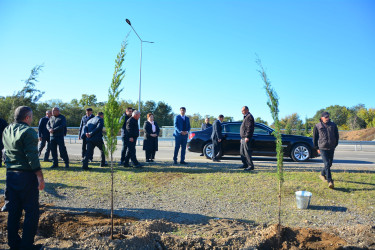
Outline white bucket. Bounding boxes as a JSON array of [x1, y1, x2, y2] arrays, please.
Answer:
[[295, 191, 312, 209]]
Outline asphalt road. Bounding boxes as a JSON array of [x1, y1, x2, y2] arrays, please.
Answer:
[[43, 141, 375, 171]]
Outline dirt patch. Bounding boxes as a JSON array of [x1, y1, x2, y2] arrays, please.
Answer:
[[1, 205, 374, 249], [340, 127, 375, 141]]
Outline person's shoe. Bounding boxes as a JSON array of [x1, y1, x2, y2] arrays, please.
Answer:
[[123, 163, 131, 168], [100, 163, 108, 167], [65, 164, 70, 168], [238, 165, 247, 169], [180, 161, 188, 165], [212, 159, 221, 162], [50, 165, 58, 169], [118, 161, 124, 166], [150, 159, 154, 162], [82, 167, 91, 171], [328, 181, 334, 189], [133, 164, 143, 168], [244, 166, 254, 171], [319, 175, 327, 182], [146, 159, 151, 163], [173, 160, 178, 165], [200, 153, 204, 156], [43, 159, 52, 162]]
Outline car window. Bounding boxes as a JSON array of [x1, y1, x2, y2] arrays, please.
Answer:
[[254, 126, 270, 135], [224, 124, 241, 133]]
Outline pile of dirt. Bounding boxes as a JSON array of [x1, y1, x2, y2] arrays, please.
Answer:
[[340, 127, 375, 141], [1, 205, 374, 249]]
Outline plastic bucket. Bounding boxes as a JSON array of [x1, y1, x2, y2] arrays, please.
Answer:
[[295, 191, 312, 209]]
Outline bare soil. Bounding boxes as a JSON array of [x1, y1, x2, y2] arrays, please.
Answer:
[[340, 128, 375, 141], [0, 204, 374, 249]]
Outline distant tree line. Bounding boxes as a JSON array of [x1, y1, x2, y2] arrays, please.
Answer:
[[1, 65, 374, 133]]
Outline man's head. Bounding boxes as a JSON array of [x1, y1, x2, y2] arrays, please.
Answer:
[[218, 114, 224, 122], [321, 111, 330, 124], [46, 110, 52, 118], [241, 106, 249, 116], [180, 107, 186, 116], [205, 118, 210, 124], [86, 108, 93, 117], [97, 112, 104, 119], [126, 107, 133, 116], [52, 107, 60, 117], [14, 106, 33, 125], [132, 110, 141, 120]]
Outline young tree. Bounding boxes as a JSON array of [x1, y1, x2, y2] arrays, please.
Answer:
[[104, 39, 127, 239], [256, 57, 284, 246]]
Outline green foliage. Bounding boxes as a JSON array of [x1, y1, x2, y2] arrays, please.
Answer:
[[79, 94, 98, 107], [104, 40, 126, 159], [255, 117, 268, 125]]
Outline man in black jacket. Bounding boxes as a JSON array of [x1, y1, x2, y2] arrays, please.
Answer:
[[313, 111, 339, 189], [79, 108, 95, 162], [82, 112, 106, 170], [124, 110, 142, 168], [211, 115, 224, 162], [201, 118, 212, 130], [47, 107, 69, 168], [240, 106, 255, 171], [38, 110, 52, 162], [119, 107, 133, 165], [0, 117, 8, 167]]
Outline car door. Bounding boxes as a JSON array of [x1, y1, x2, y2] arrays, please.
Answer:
[[221, 123, 241, 155], [252, 125, 276, 156]]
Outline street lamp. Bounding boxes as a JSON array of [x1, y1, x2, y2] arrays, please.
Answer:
[[125, 19, 154, 128]]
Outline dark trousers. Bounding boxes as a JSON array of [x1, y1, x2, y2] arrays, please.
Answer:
[[38, 137, 51, 160], [145, 149, 156, 161], [120, 137, 128, 163], [240, 139, 254, 168], [83, 140, 106, 168], [173, 135, 188, 162], [320, 149, 335, 182], [0, 144, 4, 166], [6, 171, 39, 249], [212, 140, 221, 160], [50, 136, 69, 166], [124, 140, 139, 165]]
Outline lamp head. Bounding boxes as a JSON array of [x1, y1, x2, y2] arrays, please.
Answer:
[[126, 19, 131, 26]]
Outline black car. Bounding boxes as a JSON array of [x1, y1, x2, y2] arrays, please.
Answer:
[[187, 122, 319, 162]]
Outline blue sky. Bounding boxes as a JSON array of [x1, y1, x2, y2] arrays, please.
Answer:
[[1, 0, 374, 124]]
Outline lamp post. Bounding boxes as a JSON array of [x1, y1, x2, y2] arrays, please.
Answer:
[[126, 19, 154, 128]]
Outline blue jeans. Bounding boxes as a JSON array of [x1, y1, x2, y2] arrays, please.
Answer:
[[320, 149, 335, 182], [6, 171, 39, 249], [173, 135, 188, 162]]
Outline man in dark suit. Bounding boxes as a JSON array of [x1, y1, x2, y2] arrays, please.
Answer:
[[240, 106, 255, 171], [119, 107, 133, 165], [201, 118, 212, 130], [211, 115, 224, 162], [38, 110, 52, 162], [79, 108, 95, 162], [173, 107, 191, 164], [47, 107, 69, 168], [82, 112, 106, 170], [0, 117, 8, 167], [124, 110, 142, 168]]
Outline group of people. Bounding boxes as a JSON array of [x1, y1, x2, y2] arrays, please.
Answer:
[[0, 104, 339, 249]]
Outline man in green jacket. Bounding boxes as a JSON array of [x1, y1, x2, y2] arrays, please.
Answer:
[[2, 106, 45, 250]]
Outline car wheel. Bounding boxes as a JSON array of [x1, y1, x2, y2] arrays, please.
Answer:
[[203, 142, 222, 159], [291, 143, 311, 162]]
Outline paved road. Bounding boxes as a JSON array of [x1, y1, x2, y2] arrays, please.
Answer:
[[42, 141, 375, 171]]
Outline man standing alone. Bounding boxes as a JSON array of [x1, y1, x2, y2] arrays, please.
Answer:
[[173, 107, 191, 164], [2, 106, 45, 250], [240, 106, 255, 171], [211, 115, 224, 162], [38, 110, 52, 162], [79, 108, 95, 162], [47, 107, 70, 168], [313, 111, 339, 189]]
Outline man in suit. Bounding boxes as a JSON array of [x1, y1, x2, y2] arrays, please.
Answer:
[[38, 110, 52, 162], [240, 106, 255, 171], [47, 107, 70, 168], [124, 110, 142, 168], [0, 117, 8, 167], [82, 112, 106, 170], [173, 107, 191, 164], [119, 107, 133, 165], [211, 115, 224, 162], [79, 108, 95, 162], [201, 117, 212, 130]]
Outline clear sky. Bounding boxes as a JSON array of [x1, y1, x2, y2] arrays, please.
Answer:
[[1, 0, 374, 124]]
